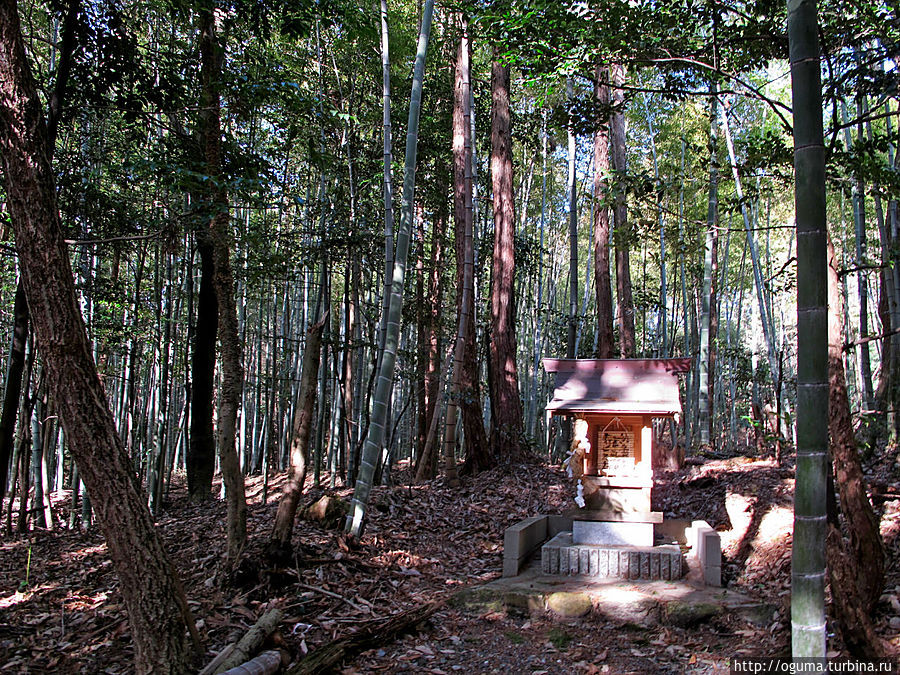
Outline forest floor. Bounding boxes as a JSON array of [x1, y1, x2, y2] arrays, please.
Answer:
[[3, 449, 900, 674]]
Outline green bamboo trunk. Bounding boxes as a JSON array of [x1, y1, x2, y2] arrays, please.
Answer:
[[788, 0, 828, 659]]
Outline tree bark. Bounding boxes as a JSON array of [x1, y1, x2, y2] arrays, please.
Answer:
[[566, 78, 578, 359], [610, 62, 635, 357], [199, 5, 247, 565], [188, 235, 218, 500], [488, 57, 525, 461], [0, 281, 28, 509], [593, 64, 614, 359], [268, 317, 325, 562], [452, 21, 489, 474], [0, 1, 197, 669], [827, 237, 885, 619]]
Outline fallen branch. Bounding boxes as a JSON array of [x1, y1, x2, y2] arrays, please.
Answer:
[[198, 646, 235, 675], [209, 608, 284, 674], [286, 600, 443, 675], [294, 582, 373, 613], [219, 650, 284, 675]]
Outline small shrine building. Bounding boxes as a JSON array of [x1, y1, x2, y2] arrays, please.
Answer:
[[542, 358, 691, 515]]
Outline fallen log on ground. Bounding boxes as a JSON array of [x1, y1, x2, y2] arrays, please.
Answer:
[[286, 600, 443, 675], [219, 649, 285, 675], [201, 607, 284, 675]]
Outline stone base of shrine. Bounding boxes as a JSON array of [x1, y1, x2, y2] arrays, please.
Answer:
[[541, 532, 683, 581], [570, 509, 663, 547]]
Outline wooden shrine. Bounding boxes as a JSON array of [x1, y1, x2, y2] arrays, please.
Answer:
[[542, 358, 691, 515]]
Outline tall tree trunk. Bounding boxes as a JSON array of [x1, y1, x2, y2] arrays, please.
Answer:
[[0, 281, 27, 509], [187, 235, 217, 500], [375, 0, 395, 450], [0, 1, 198, 669], [610, 63, 635, 357], [421, 215, 443, 474], [199, 5, 247, 565], [0, 0, 75, 516], [452, 21, 489, 474], [488, 56, 525, 461], [268, 317, 325, 563], [788, 0, 828, 657], [566, 78, 578, 360], [346, 0, 434, 539], [699, 85, 719, 448], [415, 218, 428, 463], [825, 236, 885, 655], [853, 102, 875, 412]]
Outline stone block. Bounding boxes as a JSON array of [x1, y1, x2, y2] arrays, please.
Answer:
[[540, 532, 684, 581], [572, 520, 654, 546], [503, 515, 548, 577], [620, 551, 630, 578], [685, 520, 721, 587]]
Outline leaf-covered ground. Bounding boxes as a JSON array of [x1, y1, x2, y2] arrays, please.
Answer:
[[2, 454, 899, 673]]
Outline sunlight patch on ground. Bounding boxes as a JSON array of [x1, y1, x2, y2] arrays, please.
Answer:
[[0, 590, 32, 610], [371, 549, 439, 570], [64, 591, 109, 612], [60, 543, 108, 562]]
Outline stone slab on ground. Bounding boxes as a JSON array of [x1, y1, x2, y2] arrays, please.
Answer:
[[452, 559, 775, 628]]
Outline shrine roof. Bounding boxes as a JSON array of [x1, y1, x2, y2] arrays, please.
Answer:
[[542, 358, 691, 417]]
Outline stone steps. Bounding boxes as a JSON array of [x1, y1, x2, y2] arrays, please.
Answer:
[[541, 532, 683, 581]]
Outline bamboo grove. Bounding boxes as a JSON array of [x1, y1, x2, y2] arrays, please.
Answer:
[[0, 0, 898, 666]]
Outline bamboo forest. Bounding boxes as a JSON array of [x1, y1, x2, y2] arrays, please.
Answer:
[[1, 0, 899, 672]]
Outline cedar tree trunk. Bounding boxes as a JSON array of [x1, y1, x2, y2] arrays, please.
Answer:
[[593, 63, 614, 359], [825, 236, 885, 655], [187, 235, 217, 500], [0, 281, 27, 507], [453, 23, 489, 474], [0, 2, 197, 670], [488, 57, 525, 461], [610, 63, 635, 357]]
